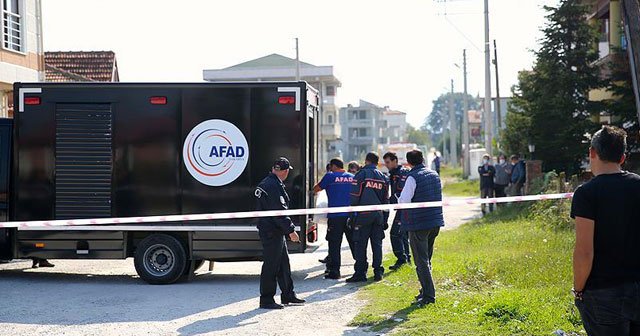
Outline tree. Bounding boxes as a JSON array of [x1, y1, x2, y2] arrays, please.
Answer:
[[502, 0, 603, 173], [424, 92, 478, 153], [406, 125, 431, 148], [605, 52, 640, 170]]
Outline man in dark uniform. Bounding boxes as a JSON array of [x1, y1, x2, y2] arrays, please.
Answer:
[[383, 152, 411, 270], [347, 152, 389, 283], [255, 157, 306, 309]]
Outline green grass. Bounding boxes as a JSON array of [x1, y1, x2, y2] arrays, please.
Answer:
[[439, 165, 463, 180], [352, 205, 584, 335], [442, 179, 480, 197], [439, 165, 479, 197]]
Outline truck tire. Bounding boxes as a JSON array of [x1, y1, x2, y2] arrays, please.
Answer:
[[134, 234, 187, 285]]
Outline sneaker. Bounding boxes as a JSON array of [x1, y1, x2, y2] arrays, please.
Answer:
[[345, 275, 367, 283], [373, 273, 383, 281], [260, 302, 284, 309], [324, 272, 341, 280], [281, 295, 306, 305]]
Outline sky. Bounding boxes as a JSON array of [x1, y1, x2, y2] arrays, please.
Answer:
[[42, 0, 559, 127]]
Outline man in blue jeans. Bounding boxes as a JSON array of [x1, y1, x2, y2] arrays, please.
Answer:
[[571, 126, 640, 335], [313, 158, 355, 279], [398, 149, 444, 307]]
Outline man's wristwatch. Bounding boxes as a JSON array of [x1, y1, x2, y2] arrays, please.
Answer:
[[572, 288, 584, 301]]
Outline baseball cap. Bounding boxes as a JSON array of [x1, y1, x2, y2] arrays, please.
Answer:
[[273, 157, 294, 170]]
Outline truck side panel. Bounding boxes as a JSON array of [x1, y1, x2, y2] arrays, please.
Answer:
[[11, 83, 314, 261]]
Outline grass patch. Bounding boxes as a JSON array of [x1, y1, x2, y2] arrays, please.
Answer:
[[439, 165, 480, 197], [351, 205, 584, 335], [442, 179, 479, 197]]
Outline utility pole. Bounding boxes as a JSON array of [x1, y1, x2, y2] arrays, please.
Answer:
[[449, 79, 457, 168], [462, 49, 470, 178], [295, 38, 300, 81], [493, 39, 501, 130], [483, 0, 493, 156]]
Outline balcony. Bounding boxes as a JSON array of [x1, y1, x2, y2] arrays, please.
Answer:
[[321, 123, 341, 139]]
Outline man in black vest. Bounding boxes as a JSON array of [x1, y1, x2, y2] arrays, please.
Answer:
[[255, 157, 306, 309], [383, 152, 411, 270], [347, 152, 389, 283], [399, 150, 445, 307]]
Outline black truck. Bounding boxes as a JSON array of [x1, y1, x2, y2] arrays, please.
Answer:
[[0, 81, 320, 284]]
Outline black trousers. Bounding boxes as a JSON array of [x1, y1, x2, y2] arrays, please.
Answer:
[[575, 282, 640, 336], [326, 216, 354, 273], [259, 235, 294, 304], [390, 212, 410, 264], [480, 187, 494, 213], [409, 227, 440, 303], [494, 184, 507, 198], [352, 212, 385, 277]]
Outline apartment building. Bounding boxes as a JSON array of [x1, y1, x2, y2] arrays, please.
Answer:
[[339, 100, 408, 162], [0, 0, 44, 118]]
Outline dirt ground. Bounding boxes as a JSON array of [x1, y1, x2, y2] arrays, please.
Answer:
[[0, 198, 479, 336]]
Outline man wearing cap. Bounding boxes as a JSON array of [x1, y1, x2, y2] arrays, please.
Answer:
[[255, 157, 306, 309]]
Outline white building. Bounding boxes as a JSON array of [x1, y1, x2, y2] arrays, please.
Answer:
[[0, 0, 44, 118], [339, 100, 408, 162], [203, 54, 342, 167]]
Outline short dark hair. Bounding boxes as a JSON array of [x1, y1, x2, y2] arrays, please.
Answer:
[[329, 158, 344, 169], [406, 150, 424, 166], [348, 161, 360, 171], [591, 125, 627, 163], [382, 152, 398, 161], [365, 152, 379, 165], [510, 154, 520, 161]]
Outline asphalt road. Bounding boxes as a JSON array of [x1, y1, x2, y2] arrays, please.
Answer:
[[0, 197, 480, 336]]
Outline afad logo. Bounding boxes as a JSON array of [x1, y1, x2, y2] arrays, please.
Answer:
[[183, 119, 249, 186]]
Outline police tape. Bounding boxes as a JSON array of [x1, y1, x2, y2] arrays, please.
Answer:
[[0, 192, 574, 229]]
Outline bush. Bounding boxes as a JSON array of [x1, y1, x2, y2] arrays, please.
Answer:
[[527, 171, 574, 231]]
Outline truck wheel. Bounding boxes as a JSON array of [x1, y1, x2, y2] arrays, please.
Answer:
[[134, 234, 187, 285]]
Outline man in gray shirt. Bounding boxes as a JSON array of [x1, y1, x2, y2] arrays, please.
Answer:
[[493, 154, 510, 198]]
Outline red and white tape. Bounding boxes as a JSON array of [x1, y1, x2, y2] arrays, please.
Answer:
[[0, 193, 574, 229]]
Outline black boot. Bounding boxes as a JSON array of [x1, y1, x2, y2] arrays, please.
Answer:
[[281, 294, 306, 305], [260, 302, 284, 309], [389, 260, 407, 271]]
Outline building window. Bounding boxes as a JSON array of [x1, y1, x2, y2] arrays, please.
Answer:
[[327, 114, 333, 124], [3, 0, 22, 52], [350, 127, 369, 139], [358, 110, 367, 120], [326, 85, 335, 97]]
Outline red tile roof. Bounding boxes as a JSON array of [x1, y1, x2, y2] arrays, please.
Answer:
[[44, 51, 118, 82]]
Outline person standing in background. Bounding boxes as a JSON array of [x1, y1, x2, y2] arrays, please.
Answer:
[[493, 154, 510, 200], [347, 161, 361, 175], [510, 155, 526, 196], [478, 154, 496, 215], [431, 152, 441, 175]]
